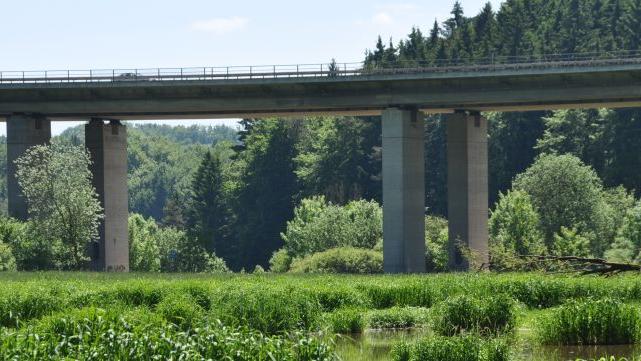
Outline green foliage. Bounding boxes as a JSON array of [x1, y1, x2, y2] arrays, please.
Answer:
[[295, 117, 381, 204], [233, 119, 299, 269], [212, 285, 322, 334], [366, 307, 428, 329], [425, 216, 449, 272], [2, 307, 336, 360], [15, 142, 103, 269], [490, 190, 545, 255], [537, 298, 641, 345], [0, 241, 16, 272], [185, 151, 232, 259], [128, 214, 161, 272], [269, 248, 293, 272], [156, 292, 203, 329], [606, 201, 641, 263], [552, 227, 593, 257], [326, 308, 365, 333], [432, 295, 517, 336], [513, 154, 613, 256], [289, 247, 383, 274], [282, 196, 382, 258], [391, 336, 510, 361]]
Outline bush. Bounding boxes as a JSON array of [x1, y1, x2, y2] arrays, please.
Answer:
[[605, 201, 641, 263], [425, 216, 449, 272], [536, 298, 641, 345], [269, 248, 293, 272], [432, 295, 517, 336], [326, 308, 365, 333], [0, 242, 16, 271], [211, 285, 322, 334], [391, 336, 510, 361], [289, 247, 383, 274], [489, 190, 545, 259], [367, 307, 428, 329], [129, 214, 161, 272], [282, 196, 382, 258]]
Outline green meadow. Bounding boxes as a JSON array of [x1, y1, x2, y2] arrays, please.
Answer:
[[3, 273, 641, 360]]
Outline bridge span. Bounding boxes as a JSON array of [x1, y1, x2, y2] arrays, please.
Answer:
[[4, 52, 641, 272]]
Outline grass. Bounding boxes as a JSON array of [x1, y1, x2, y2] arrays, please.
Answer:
[[4, 272, 641, 359], [391, 335, 511, 361], [536, 298, 641, 345], [367, 306, 429, 329], [431, 294, 518, 336]]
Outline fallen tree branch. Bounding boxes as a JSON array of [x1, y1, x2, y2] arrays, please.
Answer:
[[519, 255, 640, 275]]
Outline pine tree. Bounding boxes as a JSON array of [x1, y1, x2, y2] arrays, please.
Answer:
[[429, 19, 440, 47], [444, 1, 465, 37], [623, 0, 641, 50], [185, 152, 230, 259]]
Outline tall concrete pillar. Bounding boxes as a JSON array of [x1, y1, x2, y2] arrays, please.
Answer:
[[7, 114, 51, 220], [447, 111, 489, 270], [86, 119, 129, 272], [382, 108, 426, 274]]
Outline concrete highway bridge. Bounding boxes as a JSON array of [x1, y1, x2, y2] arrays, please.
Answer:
[[3, 52, 641, 272]]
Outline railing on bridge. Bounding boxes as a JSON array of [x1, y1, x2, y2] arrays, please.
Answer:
[[3, 50, 641, 84]]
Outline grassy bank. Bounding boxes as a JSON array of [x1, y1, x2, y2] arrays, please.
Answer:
[[3, 272, 641, 360]]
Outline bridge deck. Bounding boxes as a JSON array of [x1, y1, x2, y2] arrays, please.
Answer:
[[2, 53, 641, 119]]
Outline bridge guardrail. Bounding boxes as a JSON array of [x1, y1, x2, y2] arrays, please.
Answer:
[[2, 50, 641, 84]]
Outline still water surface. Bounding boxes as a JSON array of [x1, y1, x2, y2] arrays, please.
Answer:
[[335, 329, 640, 361]]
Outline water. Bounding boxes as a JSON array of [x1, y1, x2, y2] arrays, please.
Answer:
[[335, 329, 640, 361]]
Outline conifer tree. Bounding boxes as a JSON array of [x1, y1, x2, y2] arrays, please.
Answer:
[[185, 151, 230, 259]]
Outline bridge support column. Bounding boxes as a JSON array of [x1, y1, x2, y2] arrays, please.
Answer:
[[447, 111, 489, 270], [382, 108, 426, 274], [86, 119, 129, 272], [7, 114, 51, 220]]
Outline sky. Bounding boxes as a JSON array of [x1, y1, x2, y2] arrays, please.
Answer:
[[0, 0, 502, 136]]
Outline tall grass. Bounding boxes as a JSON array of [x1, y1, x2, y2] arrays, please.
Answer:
[[536, 298, 641, 345], [1, 307, 337, 361], [391, 336, 511, 361], [431, 295, 517, 336]]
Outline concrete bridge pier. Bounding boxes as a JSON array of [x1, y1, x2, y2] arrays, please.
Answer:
[[86, 119, 129, 272], [7, 114, 51, 220], [382, 107, 426, 274], [447, 111, 489, 270]]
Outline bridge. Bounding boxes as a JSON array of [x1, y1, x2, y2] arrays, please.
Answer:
[[5, 51, 641, 272]]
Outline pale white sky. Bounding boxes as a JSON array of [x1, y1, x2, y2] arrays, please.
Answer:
[[0, 0, 502, 136]]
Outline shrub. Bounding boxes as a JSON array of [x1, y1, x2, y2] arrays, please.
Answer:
[[425, 216, 449, 272], [290, 247, 383, 274], [552, 227, 593, 257], [282, 196, 382, 258], [269, 248, 293, 272], [212, 285, 322, 334], [0, 242, 16, 271], [129, 214, 161, 272], [326, 308, 365, 333], [432, 295, 517, 336], [367, 307, 428, 329], [605, 201, 641, 263], [536, 298, 641, 345], [156, 292, 203, 329], [391, 336, 510, 361], [489, 190, 545, 265]]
